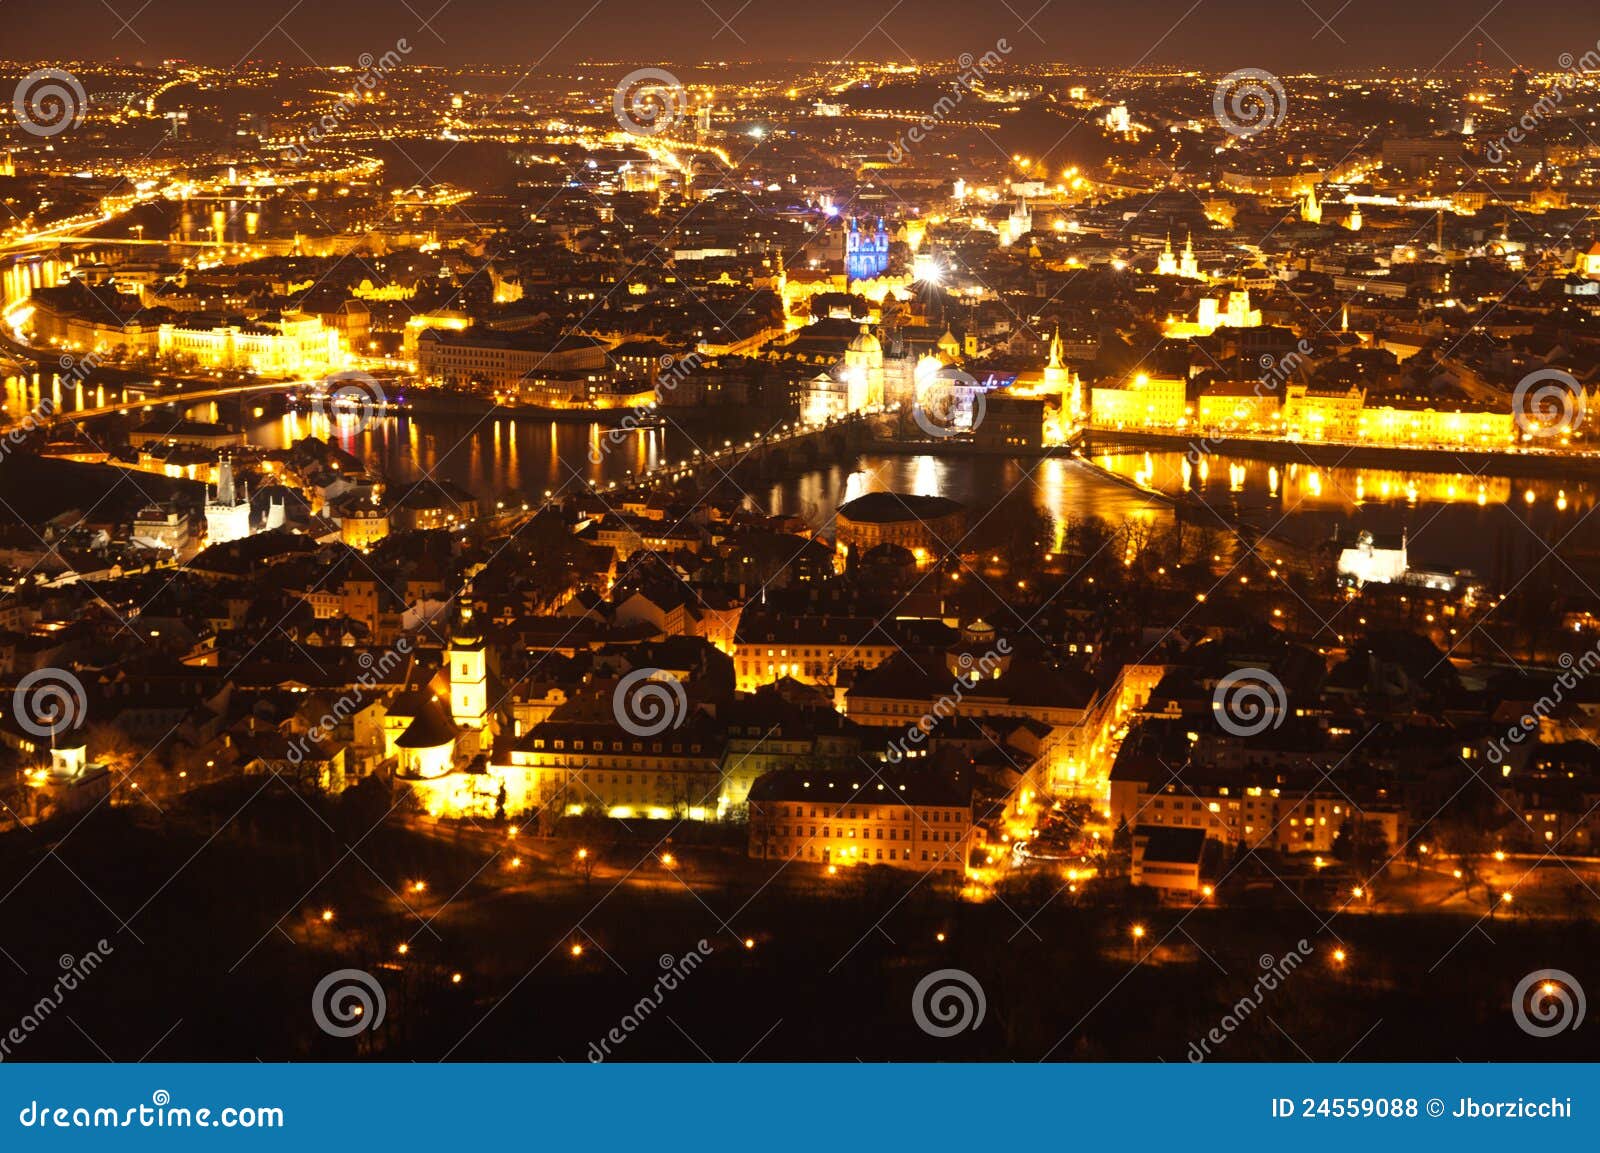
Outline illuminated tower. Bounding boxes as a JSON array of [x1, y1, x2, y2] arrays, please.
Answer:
[[846, 216, 890, 281], [204, 457, 251, 545], [449, 597, 488, 734], [1179, 229, 1200, 279], [1156, 231, 1179, 276], [1044, 325, 1082, 421]]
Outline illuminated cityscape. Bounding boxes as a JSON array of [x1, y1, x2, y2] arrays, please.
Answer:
[[4, 1, 1600, 1067]]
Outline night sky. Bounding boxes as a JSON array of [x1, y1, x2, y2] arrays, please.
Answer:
[[8, 0, 1596, 71]]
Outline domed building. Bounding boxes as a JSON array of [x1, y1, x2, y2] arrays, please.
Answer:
[[842, 324, 885, 411], [834, 492, 966, 565]]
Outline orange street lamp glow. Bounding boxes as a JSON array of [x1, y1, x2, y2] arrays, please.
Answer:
[[743, 937, 755, 950], [320, 908, 334, 922], [1333, 948, 1347, 964], [451, 972, 463, 984], [397, 943, 409, 955], [1131, 924, 1146, 941], [570, 943, 584, 957]]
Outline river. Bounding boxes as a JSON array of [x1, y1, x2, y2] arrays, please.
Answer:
[[242, 410, 1595, 582]]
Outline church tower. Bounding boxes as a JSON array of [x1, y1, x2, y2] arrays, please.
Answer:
[[205, 456, 251, 545], [1156, 231, 1179, 277], [449, 595, 489, 736], [1179, 229, 1200, 279], [1043, 326, 1069, 394]]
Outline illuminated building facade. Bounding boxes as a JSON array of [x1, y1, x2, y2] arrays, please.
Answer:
[[158, 311, 345, 377], [1356, 401, 1514, 447], [1197, 381, 1281, 432], [747, 769, 978, 873], [340, 504, 390, 549], [731, 614, 899, 694], [490, 718, 723, 821], [833, 492, 966, 560], [1090, 373, 1187, 428], [1110, 769, 1403, 856], [1282, 384, 1364, 440], [845, 216, 890, 280], [1164, 289, 1262, 338]]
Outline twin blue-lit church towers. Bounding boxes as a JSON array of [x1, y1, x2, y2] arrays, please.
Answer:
[[845, 216, 890, 280]]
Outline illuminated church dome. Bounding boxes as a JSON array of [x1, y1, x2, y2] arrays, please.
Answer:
[[847, 325, 882, 355]]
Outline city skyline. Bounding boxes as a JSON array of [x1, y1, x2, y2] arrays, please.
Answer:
[[3, 0, 1600, 1070]]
